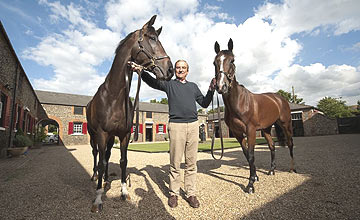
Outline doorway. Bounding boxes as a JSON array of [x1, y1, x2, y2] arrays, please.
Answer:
[[146, 124, 153, 142]]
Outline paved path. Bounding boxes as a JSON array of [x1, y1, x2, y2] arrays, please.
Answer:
[[0, 134, 359, 219]]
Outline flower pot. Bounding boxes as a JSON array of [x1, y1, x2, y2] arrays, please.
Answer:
[[7, 146, 29, 157]]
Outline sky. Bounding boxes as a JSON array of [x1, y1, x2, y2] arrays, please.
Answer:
[[0, 0, 359, 107]]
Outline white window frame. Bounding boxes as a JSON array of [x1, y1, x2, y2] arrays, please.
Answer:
[[73, 122, 83, 135], [158, 124, 164, 134]]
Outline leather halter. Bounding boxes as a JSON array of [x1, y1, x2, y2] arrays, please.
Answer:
[[134, 29, 169, 72], [217, 69, 235, 90]]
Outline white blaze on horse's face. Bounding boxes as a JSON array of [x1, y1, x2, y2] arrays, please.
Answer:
[[219, 55, 226, 90]]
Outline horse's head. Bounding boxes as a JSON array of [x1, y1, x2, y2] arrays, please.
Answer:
[[213, 38, 236, 94], [131, 15, 174, 80]]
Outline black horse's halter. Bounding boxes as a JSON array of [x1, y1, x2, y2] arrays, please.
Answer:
[[133, 29, 170, 72]]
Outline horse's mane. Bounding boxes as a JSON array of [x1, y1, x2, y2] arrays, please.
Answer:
[[115, 30, 136, 54]]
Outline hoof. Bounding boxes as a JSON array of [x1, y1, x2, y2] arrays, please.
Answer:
[[290, 169, 297, 173], [121, 194, 131, 201], [245, 186, 255, 194], [255, 175, 259, 181], [267, 170, 275, 175], [103, 181, 110, 188], [91, 175, 98, 181], [91, 203, 103, 213]]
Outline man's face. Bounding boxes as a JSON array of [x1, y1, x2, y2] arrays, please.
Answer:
[[175, 61, 188, 81]]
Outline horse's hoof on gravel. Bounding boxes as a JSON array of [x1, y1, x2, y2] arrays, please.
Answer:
[[254, 175, 259, 181], [267, 170, 275, 175], [245, 186, 255, 194], [290, 169, 297, 173], [121, 194, 131, 201], [91, 175, 98, 181], [91, 204, 103, 213], [103, 181, 110, 188]]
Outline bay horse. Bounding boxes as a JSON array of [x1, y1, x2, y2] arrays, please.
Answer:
[[213, 38, 296, 194], [86, 15, 173, 212]]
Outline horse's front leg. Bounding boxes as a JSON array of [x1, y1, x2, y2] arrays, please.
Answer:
[[91, 133, 108, 213], [119, 133, 131, 200], [103, 136, 115, 188], [245, 127, 257, 194], [90, 140, 98, 181], [236, 134, 259, 182]]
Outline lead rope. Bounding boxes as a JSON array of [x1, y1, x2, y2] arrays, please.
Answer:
[[211, 92, 224, 160], [133, 70, 142, 141]]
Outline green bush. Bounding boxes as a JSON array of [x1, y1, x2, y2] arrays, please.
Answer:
[[34, 126, 47, 143], [13, 129, 33, 147]]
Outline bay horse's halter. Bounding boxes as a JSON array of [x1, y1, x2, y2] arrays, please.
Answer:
[[216, 61, 236, 91], [134, 29, 170, 74]]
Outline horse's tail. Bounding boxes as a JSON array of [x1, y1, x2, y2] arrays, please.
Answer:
[[274, 122, 286, 146]]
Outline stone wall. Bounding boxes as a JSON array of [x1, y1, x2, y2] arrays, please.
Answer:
[[303, 112, 338, 136], [0, 25, 47, 158], [42, 104, 87, 145]]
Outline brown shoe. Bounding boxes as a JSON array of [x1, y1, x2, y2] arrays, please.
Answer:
[[168, 195, 178, 208], [187, 196, 200, 208]]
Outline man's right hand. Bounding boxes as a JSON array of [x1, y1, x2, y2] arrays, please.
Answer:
[[127, 61, 144, 73]]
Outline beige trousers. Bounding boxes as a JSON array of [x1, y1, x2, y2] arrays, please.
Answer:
[[168, 121, 199, 197]]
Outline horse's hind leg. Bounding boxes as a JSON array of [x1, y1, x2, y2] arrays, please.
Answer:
[[103, 136, 114, 187], [279, 120, 297, 173], [119, 132, 131, 200], [91, 132, 108, 213], [263, 126, 276, 175]]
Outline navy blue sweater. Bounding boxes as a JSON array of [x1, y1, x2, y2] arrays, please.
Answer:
[[141, 72, 214, 123]]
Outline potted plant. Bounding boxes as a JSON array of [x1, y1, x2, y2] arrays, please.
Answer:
[[8, 129, 33, 157]]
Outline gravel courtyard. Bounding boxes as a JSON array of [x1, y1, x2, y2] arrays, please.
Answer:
[[0, 134, 359, 219]]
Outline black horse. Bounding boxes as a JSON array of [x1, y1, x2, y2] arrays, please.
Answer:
[[86, 15, 173, 212], [213, 39, 296, 194]]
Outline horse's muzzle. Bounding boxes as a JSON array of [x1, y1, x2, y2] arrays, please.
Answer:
[[217, 84, 228, 94]]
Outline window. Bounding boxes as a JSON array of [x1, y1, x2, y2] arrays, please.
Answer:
[[68, 122, 87, 135], [73, 122, 83, 134], [291, 113, 302, 121], [156, 124, 166, 133], [131, 124, 143, 133], [146, 111, 152, 118], [0, 93, 6, 127], [74, 106, 83, 115]]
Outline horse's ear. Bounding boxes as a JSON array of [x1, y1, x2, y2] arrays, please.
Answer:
[[142, 15, 157, 29], [228, 38, 233, 52], [215, 41, 220, 54], [156, 26, 162, 36]]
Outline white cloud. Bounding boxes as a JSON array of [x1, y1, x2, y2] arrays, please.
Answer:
[[256, 0, 360, 36], [23, 0, 360, 107], [274, 63, 360, 106]]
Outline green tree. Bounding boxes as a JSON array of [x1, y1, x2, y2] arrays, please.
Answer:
[[208, 106, 224, 114], [276, 89, 304, 104], [317, 97, 354, 119], [150, 98, 168, 104], [160, 98, 168, 104]]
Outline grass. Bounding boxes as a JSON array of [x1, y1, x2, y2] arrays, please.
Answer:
[[114, 137, 273, 153]]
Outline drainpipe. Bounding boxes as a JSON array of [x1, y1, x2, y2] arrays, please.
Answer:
[[8, 62, 19, 149]]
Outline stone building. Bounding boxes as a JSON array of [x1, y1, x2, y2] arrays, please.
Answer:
[[0, 21, 48, 158], [35, 90, 208, 145], [207, 102, 338, 138]]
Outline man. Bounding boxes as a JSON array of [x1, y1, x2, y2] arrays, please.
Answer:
[[129, 60, 215, 208]]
